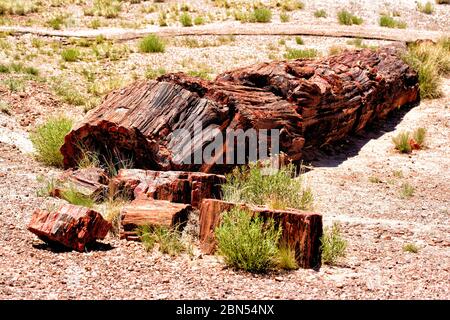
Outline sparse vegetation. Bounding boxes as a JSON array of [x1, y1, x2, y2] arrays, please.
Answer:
[[215, 207, 281, 273], [61, 48, 81, 62], [46, 15, 67, 30], [392, 131, 412, 153], [418, 1, 435, 14], [403, 243, 419, 253], [314, 9, 327, 18], [379, 15, 407, 29], [412, 128, 427, 148], [337, 10, 363, 25], [400, 182, 415, 198], [280, 11, 290, 22], [180, 12, 193, 27], [222, 162, 314, 211], [321, 222, 347, 265], [0, 100, 11, 115], [145, 67, 166, 79], [60, 186, 95, 208], [295, 36, 304, 45], [30, 116, 73, 167], [252, 7, 272, 23], [277, 245, 298, 270], [369, 176, 382, 183], [284, 48, 318, 59], [138, 225, 186, 256], [403, 40, 449, 99], [139, 34, 165, 53]]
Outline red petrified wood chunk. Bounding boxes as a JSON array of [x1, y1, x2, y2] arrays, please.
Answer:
[[27, 204, 111, 252], [51, 167, 109, 201], [120, 198, 192, 241], [111, 169, 225, 207], [199, 199, 323, 269]]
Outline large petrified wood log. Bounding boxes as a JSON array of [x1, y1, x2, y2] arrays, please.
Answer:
[[199, 199, 323, 269], [120, 198, 192, 241], [111, 169, 225, 207], [61, 47, 419, 173], [27, 204, 111, 252]]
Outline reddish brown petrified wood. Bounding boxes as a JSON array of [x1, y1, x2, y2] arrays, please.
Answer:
[[61, 47, 419, 172], [27, 204, 111, 252]]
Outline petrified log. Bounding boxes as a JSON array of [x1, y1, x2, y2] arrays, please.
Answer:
[[120, 198, 192, 241], [61, 47, 419, 173], [51, 167, 109, 201], [111, 169, 225, 207], [199, 199, 323, 269], [27, 204, 111, 252]]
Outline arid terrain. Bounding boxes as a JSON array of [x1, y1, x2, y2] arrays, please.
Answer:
[[0, 0, 449, 299]]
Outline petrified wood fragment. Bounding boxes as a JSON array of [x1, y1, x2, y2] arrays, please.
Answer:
[[27, 204, 111, 252], [120, 198, 192, 241]]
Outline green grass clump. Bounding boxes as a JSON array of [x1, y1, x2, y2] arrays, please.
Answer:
[[418, 1, 434, 14], [379, 15, 407, 29], [93, 0, 121, 19], [320, 222, 347, 265], [60, 186, 95, 208], [278, 0, 304, 11], [314, 9, 327, 18], [46, 15, 66, 30], [400, 182, 415, 198], [403, 243, 419, 253], [280, 11, 290, 22], [0, 100, 11, 115], [284, 48, 318, 59], [222, 162, 313, 211], [215, 207, 281, 273], [139, 34, 165, 53], [295, 36, 304, 45], [412, 128, 426, 148], [337, 10, 363, 25], [30, 116, 73, 167], [61, 48, 80, 62], [138, 225, 186, 256], [276, 245, 299, 270], [392, 131, 412, 153], [0, 64, 10, 73], [194, 16, 205, 25], [403, 40, 449, 99], [252, 7, 272, 23], [180, 12, 193, 27]]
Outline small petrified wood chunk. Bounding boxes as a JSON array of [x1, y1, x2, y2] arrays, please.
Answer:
[[111, 169, 225, 207], [120, 198, 192, 241], [199, 199, 323, 269], [27, 204, 111, 252]]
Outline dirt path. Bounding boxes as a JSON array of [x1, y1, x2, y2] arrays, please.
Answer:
[[1, 23, 447, 42]]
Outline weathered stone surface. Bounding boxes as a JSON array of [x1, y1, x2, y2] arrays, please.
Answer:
[[61, 47, 419, 173], [120, 198, 192, 241], [199, 199, 323, 269], [51, 167, 109, 201], [111, 169, 225, 207], [27, 204, 111, 252]]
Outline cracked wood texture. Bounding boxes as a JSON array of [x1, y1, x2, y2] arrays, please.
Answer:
[[61, 47, 419, 173]]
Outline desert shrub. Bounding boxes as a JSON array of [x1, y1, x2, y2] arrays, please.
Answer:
[[24, 66, 39, 76], [328, 45, 345, 55], [400, 182, 414, 198], [46, 15, 66, 30], [379, 15, 407, 28], [403, 41, 449, 99], [284, 48, 318, 59], [295, 36, 304, 45], [53, 81, 87, 106], [0, 64, 9, 73], [252, 7, 272, 23], [418, 1, 435, 14], [321, 222, 347, 265], [138, 225, 186, 256], [3, 78, 24, 92], [61, 48, 80, 62], [89, 18, 102, 29], [412, 128, 426, 148], [277, 245, 298, 270], [93, 0, 121, 18], [180, 12, 193, 27], [194, 16, 205, 25], [403, 243, 419, 253], [0, 100, 10, 115], [392, 131, 412, 153], [145, 67, 166, 79], [30, 116, 73, 167], [337, 10, 363, 25], [215, 207, 281, 273], [222, 162, 313, 211], [280, 11, 290, 22], [314, 9, 327, 18], [60, 186, 95, 208], [139, 34, 165, 53]]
